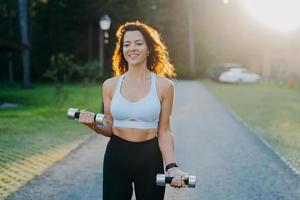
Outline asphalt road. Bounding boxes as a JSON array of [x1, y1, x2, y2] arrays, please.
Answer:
[[9, 81, 300, 200]]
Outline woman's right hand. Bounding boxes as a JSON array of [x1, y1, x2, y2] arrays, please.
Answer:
[[78, 110, 96, 126], [167, 167, 189, 188]]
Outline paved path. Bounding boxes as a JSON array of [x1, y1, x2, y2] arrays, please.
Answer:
[[9, 81, 300, 200]]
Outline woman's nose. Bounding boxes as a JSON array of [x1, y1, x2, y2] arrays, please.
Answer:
[[128, 44, 137, 50]]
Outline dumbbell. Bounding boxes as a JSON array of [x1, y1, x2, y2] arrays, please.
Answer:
[[156, 174, 196, 188], [67, 108, 105, 126]]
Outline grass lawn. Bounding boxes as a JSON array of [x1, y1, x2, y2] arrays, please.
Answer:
[[202, 79, 300, 173], [0, 83, 102, 199]]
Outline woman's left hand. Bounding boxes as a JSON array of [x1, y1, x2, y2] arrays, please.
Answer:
[[167, 167, 189, 188]]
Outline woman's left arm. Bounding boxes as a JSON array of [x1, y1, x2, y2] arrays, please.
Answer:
[[157, 79, 188, 188]]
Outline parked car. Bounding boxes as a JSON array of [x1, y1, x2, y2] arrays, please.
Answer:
[[219, 67, 260, 83], [206, 63, 245, 81], [222, 63, 244, 69], [205, 64, 227, 81]]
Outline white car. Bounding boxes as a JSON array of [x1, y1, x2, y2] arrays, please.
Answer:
[[219, 68, 260, 83]]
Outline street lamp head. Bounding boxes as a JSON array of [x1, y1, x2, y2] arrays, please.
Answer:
[[99, 14, 111, 31]]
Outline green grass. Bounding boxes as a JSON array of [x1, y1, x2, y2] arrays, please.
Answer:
[[202, 80, 300, 166], [0, 83, 102, 139], [0, 83, 103, 199]]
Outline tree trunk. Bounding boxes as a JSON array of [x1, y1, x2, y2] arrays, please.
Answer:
[[88, 20, 93, 61], [8, 53, 14, 83], [19, 0, 31, 88], [185, 0, 197, 75]]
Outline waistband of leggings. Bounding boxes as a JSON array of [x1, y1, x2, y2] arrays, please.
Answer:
[[111, 133, 158, 145]]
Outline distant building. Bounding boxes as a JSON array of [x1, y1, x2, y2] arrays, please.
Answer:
[[0, 38, 28, 82], [0, 38, 27, 52]]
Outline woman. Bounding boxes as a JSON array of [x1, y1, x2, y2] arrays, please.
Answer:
[[79, 21, 188, 200]]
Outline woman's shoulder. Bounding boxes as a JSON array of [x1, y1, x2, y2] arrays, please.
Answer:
[[103, 75, 122, 87], [156, 75, 174, 93], [102, 75, 123, 95]]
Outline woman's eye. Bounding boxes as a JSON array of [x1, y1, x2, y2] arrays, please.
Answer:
[[124, 44, 129, 47], [137, 43, 143, 46]]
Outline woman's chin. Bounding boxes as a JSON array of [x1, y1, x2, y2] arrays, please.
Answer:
[[128, 61, 145, 67]]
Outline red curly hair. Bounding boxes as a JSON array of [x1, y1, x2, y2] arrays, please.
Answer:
[[112, 21, 176, 78]]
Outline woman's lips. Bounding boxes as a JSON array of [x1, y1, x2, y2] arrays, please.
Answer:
[[128, 54, 139, 58]]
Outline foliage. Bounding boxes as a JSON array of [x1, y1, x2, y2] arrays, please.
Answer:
[[76, 60, 101, 103], [44, 53, 76, 83], [0, 0, 192, 82], [76, 60, 100, 84], [44, 53, 77, 106]]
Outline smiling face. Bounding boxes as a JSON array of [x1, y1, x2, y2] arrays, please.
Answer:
[[122, 30, 148, 68]]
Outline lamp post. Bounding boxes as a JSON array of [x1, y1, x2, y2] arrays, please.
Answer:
[[99, 14, 111, 77]]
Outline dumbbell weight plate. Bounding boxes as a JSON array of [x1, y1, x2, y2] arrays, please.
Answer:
[[67, 108, 79, 119]]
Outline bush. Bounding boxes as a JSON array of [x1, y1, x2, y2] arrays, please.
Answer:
[[44, 53, 77, 106], [76, 60, 102, 103]]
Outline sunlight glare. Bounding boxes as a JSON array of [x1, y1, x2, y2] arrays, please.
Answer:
[[242, 0, 300, 32], [223, 0, 229, 4]]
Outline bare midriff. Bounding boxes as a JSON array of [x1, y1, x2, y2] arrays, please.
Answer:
[[112, 127, 158, 142]]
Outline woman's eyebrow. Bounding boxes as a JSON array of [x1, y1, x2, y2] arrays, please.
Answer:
[[124, 39, 144, 43]]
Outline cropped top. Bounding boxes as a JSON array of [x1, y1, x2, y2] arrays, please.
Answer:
[[110, 72, 161, 129]]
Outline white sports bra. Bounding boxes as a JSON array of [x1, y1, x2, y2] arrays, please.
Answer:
[[110, 72, 161, 129]]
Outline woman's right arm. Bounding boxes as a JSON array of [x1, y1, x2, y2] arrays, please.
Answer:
[[78, 79, 113, 137]]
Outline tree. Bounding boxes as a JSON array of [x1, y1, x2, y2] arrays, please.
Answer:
[[18, 0, 31, 88], [0, 0, 194, 82]]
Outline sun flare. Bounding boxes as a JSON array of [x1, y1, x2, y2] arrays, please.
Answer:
[[241, 0, 300, 32]]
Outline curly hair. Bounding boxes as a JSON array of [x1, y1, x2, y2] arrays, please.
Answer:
[[112, 21, 176, 78]]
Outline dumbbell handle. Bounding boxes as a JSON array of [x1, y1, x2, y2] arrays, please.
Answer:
[[73, 112, 80, 119], [156, 174, 196, 188], [71, 110, 96, 121], [67, 108, 105, 126], [73, 111, 99, 122], [165, 176, 189, 184]]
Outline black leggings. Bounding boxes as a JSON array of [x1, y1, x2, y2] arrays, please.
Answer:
[[103, 134, 165, 200]]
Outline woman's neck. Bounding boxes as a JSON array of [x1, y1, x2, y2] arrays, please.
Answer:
[[126, 64, 151, 81]]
